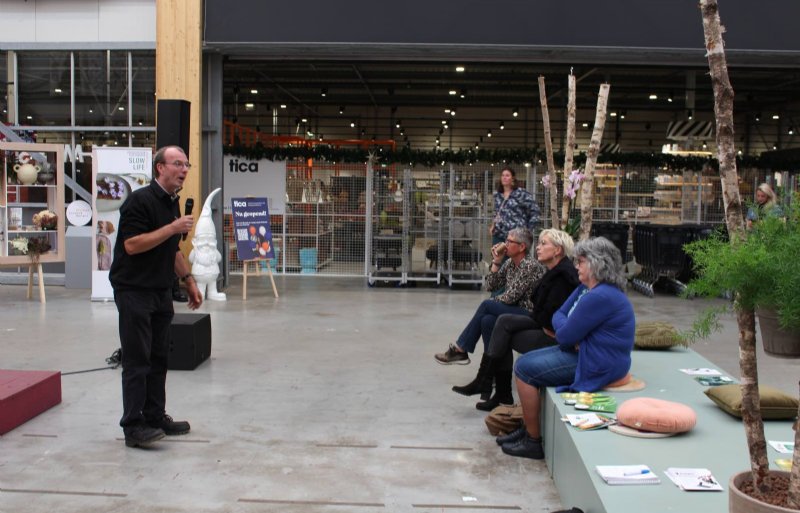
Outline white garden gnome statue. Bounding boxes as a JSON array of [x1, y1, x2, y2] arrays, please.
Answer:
[[189, 188, 227, 301]]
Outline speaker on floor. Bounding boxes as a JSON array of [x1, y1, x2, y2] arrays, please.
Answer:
[[168, 313, 211, 370], [156, 99, 191, 154]]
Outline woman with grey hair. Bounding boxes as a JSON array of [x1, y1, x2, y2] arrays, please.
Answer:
[[435, 228, 545, 375], [498, 237, 635, 460]]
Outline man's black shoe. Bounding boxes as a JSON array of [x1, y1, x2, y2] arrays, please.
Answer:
[[147, 414, 191, 435], [172, 290, 189, 302], [124, 426, 165, 448], [502, 434, 544, 459]]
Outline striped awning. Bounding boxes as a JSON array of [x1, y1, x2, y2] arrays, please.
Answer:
[[666, 120, 714, 141], [600, 142, 621, 153]]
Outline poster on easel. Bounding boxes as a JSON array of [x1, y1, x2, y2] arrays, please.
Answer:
[[91, 147, 152, 301], [231, 197, 278, 299]]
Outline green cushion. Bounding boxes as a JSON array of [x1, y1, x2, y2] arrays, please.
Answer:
[[704, 384, 799, 420], [634, 321, 686, 349]]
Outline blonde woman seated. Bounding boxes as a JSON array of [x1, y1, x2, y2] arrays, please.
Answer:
[[499, 237, 635, 459], [455, 229, 579, 411]]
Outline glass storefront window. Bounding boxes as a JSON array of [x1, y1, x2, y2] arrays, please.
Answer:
[[17, 52, 71, 126], [75, 51, 130, 127], [131, 52, 156, 127]]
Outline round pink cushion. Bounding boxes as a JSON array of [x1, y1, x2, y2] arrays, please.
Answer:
[[616, 397, 697, 434]]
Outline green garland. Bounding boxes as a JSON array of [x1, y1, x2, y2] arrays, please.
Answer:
[[224, 144, 782, 171]]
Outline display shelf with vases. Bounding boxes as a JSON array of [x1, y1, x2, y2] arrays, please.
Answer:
[[0, 142, 65, 267]]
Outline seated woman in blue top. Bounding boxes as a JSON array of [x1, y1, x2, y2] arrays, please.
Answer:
[[498, 236, 635, 460]]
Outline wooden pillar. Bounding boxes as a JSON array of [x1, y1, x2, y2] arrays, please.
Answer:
[[156, 1, 203, 255]]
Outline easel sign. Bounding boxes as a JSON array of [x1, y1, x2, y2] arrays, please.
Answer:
[[231, 197, 278, 299]]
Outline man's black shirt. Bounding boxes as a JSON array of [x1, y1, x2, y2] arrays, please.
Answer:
[[109, 180, 181, 291]]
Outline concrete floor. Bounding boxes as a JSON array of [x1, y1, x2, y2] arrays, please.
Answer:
[[1, 276, 797, 513]]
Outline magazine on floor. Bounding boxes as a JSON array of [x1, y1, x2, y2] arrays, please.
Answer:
[[694, 375, 734, 386]]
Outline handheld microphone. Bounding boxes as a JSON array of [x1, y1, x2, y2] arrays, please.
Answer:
[[183, 198, 194, 240]]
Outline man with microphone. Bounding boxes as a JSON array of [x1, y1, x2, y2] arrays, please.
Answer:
[[109, 145, 203, 448]]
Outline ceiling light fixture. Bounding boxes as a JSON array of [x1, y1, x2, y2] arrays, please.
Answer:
[[280, 104, 287, 109], [773, 114, 780, 120], [250, 89, 258, 94], [450, 109, 456, 117], [396, 120, 401, 128], [687, 109, 694, 120], [449, 90, 457, 96], [321, 88, 327, 97], [455, 66, 465, 72], [460, 89, 466, 98], [649, 94, 657, 100], [245, 103, 255, 109], [339, 106, 344, 114], [444, 108, 451, 113], [512, 108, 519, 118], [54, 88, 62, 93], [487, 130, 492, 137], [499, 121, 505, 130], [350, 121, 356, 128], [582, 122, 589, 128], [610, 112, 617, 117], [301, 118, 308, 123]]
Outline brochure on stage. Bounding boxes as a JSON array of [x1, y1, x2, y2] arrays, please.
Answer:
[[694, 375, 734, 386], [563, 413, 616, 430], [679, 368, 722, 376], [664, 468, 723, 491], [769, 441, 795, 454], [595, 465, 660, 485]]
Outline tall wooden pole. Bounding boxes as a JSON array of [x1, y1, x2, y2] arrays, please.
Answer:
[[538, 76, 560, 229], [562, 73, 577, 225], [700, 0, 771, 498], [578, 84, 610, 240], [156, 1, 203, 258]]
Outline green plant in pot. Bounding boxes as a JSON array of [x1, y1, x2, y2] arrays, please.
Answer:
[[696, 1, 800, 510], [684, 205, 800, 357]]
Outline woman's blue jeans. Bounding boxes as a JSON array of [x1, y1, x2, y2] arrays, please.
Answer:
[[456, 299, 529, 353], [514, 345, 578, 388]]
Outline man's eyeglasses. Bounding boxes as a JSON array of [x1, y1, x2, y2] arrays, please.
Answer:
[[166, 161, 192, 169], [505, 239, 522, 245]]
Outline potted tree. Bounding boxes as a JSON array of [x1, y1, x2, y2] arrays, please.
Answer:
[[691, 1, 800, 510]]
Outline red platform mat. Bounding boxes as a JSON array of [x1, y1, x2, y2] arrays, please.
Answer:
[[0, 370, 62, 435]]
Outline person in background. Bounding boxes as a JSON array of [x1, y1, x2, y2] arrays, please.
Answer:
[[499, 237, 634, 459], [110, 145, 202, 449], [435, 228, 546, 398], [746, 182, 782, 229], [469, 229, 579, 412], [490, 167, 541, 247]]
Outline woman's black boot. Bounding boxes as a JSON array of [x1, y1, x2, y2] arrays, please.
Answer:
[[476, 368, 514, 411], [452, 354, 493, 397]]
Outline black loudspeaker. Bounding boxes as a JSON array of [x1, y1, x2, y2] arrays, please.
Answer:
[[168, 313, 211, 370], [156, 99, 191, 154]]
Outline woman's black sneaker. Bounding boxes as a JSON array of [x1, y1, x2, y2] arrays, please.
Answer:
[[495, 423, 527, 446]]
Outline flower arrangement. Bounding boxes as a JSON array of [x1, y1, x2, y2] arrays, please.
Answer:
[[32, 209, 58, 230], [10, 236, 52, 263]]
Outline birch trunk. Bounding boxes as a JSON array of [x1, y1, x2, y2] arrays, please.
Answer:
[[700, 0, 772, 497], [578, 84, 610, 240], [538, 76, 560, 229], [562, 73, 577, 225]]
